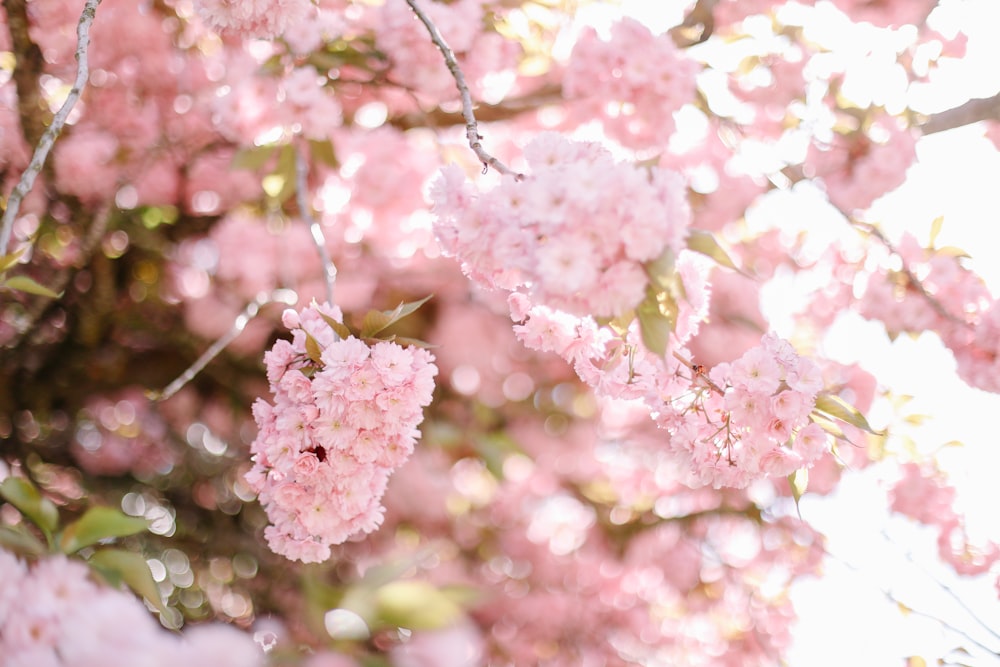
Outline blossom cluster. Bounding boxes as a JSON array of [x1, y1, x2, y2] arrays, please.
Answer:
[[511, 292, 831, 488], [807, 118, 917, 212], [649, 334, 829, 489], [890, 463, 1000, 579], [245, 302, 437, 563], [431, 133, 690, 319], [193, 0, 312, 38], [563, 18, 700, 149], [855, 233, 1000, 392], [0, 550, 263, 667]]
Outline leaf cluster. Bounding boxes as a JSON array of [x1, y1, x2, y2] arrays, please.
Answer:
[[0, 476, 166, 615]]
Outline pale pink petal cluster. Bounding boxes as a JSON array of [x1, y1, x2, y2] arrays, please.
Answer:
[[511, 293, 829, 488], [373, 0, 493, 102], [194, 0, 312, 38], [856, 233, 1000, 393], [648, 333, 828, 488], [889, 463, 1000, 577], [245, 302, 438, 563], [0, 551, 263, 666], [807, 118, 917, 212], [829, 0, 938, 28], [563, 18, 700, 148], [431, 133, 690, 318]]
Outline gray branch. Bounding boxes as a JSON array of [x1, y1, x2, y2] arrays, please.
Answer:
[[0, 0, 102, 257], [920, 92, 1000, 135], [404, 0, 522, 179]]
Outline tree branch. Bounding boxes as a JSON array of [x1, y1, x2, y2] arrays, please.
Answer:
[[852, 220, 970, 326], [404, 0, 522, 179], [0, 0, 102, 257], [148, 289, 298, 402], [3, 0, 48, 149], [920, 93, 1000, 135], [389, 83, 564, 131]]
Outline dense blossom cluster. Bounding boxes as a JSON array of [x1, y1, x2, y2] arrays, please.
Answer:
[[855, 234, 1000, 392], [194, 0, 312, 38], [245, 302, 437, 563], [649, 335, 828, 489], [890, 463, 1000, 578], [807, 118, 918, 212], [0, 551, 263, 667], [563, 18, 700, 149], [509, 290, 830, 488], [432, 133, 690, 318]]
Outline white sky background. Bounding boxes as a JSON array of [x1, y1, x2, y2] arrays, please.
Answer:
[[575, 1, 1000, 664]]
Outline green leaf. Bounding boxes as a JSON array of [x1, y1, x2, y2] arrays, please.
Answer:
[[309, 139, 339, 168], [813, 393, 880, 434], [2, 275, 63, 298], [88, 548, 168, 615], [788, 467, 808, 519], [391, 336, 437, 349], [686, 230, 747, 275], [0, 247, 26, 273], [317, 310, 353, 340], [392, 294, 433, 320], [928, 215, 944, 248], [231, 144, 278, 171], [637, 298, 673, 357], [360, 296, 433, 339], [304, 330, 323, 364], [810, 414, 846, 440], [0, 477, 59, 537], [934, 245, 970, 259], [0, 524, 47, 557], [643, 248, 676, 292], [59, 507, 148, 554], [360, 309, 394, 339], [375, 580, 463, 630]]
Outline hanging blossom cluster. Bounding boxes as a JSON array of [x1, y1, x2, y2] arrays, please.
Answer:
[[245, 302, 438, 563], [0, 551, 263, 667], [513, 306, 830, 489], [432, 133, 690, 318], [648, 334, 828, 488], [431, 134, 837, 489], [193, 0, 312, 38]]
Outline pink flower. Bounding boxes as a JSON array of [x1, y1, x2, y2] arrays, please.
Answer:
[[194, 0, 312, 38], [246, 302, 437, 562], [431, 133, 690, 319]]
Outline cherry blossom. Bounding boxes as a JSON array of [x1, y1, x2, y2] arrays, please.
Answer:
[[245, 301, 437, 562]]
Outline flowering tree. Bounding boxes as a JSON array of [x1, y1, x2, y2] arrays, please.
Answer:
[[1, 0, 999, 664]]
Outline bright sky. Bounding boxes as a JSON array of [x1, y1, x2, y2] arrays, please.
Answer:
[[592, 1, 1000, 665]]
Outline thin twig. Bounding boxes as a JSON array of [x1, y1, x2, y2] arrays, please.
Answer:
[[148, 289, 298, 402], [826, 546, 1000, 659], [0, 0, 102, 257], [852, 220, 969, 326], [404, 0, 523, 179], [672, 350, 726, 396], [920, 93, 1000, 136], [294, 145, 336, 305], [881, 529, 1000, 645], [389, 83, 564, 131]]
